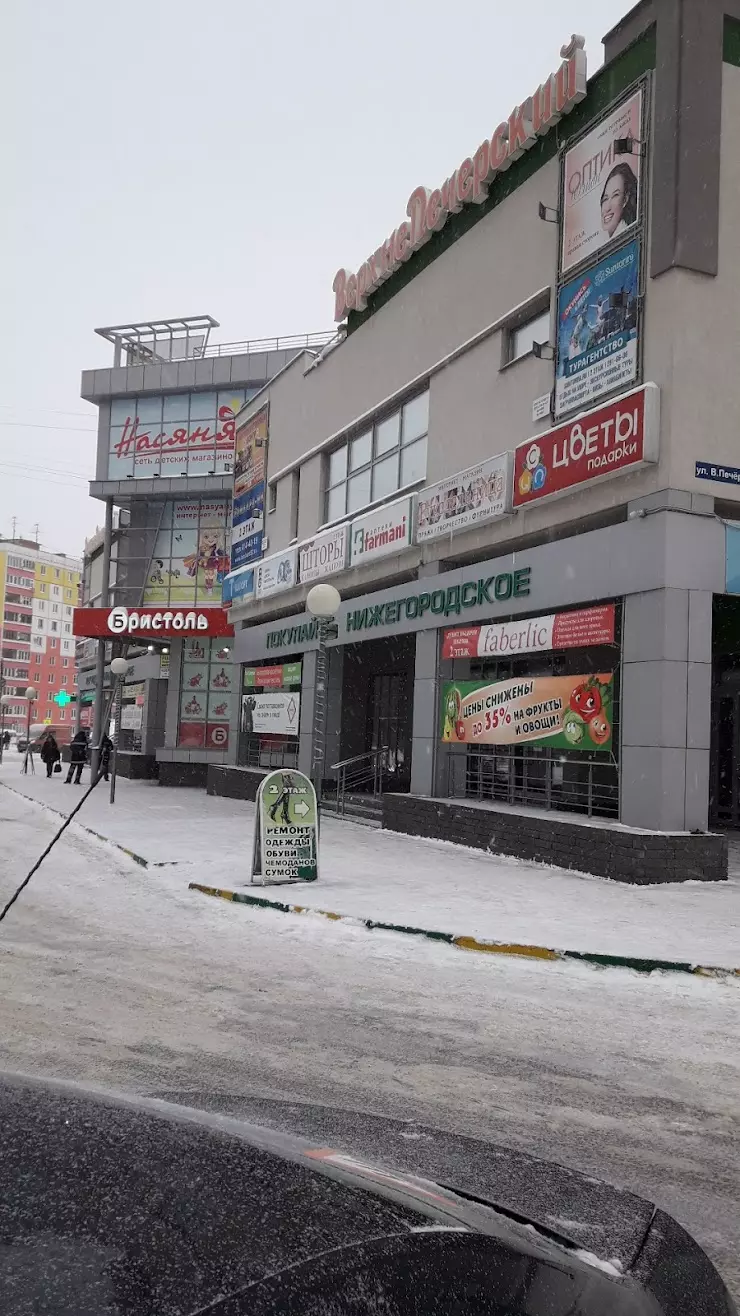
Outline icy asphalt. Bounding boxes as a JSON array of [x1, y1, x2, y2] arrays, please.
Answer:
[[0, 785, 738, 1295]]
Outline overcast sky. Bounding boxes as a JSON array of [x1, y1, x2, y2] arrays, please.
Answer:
[[1, 0, 624, 557]]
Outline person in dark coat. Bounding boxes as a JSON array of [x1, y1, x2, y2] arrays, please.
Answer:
[[99, 733, 113, 782], [65, 730, 88, 784], [40, 732, 61, 778]]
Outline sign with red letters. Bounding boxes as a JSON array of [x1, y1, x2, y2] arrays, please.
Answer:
[[513, 383, 659, 508]]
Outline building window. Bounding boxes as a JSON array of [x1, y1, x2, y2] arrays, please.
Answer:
[[52, 585, 60, 598], [48, 674, 54, 683], [62, 658, 68, 668], [177, 636, 233, 749], [64, 623, 71, 634], [36, 619, 43, 630], [65, 589, 72, 599], [268, 483, 277, 514], [61, 674, 67, 685], [59, 709, 66, 721], [503, 304, 551, 365], [324, 390, 429, 524], [50, 622, 58, 632], [52, 603, 59, 614], [40, 565, 46, 575]]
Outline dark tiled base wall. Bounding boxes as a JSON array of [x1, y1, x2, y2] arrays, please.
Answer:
[[207, 765, 267, 801], [158, 760, 209, 789], [382, 795, 727, 885], [116, 753, 158, 780]]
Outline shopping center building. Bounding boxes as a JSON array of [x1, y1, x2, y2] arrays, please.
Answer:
[[72, 317, 333, 781], [218, 2, 740, 881]]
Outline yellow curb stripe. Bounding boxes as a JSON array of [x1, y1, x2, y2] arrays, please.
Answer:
[[453, 936, 561, 961]]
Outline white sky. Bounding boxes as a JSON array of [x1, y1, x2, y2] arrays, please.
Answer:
[[1, 0, 626, 555]]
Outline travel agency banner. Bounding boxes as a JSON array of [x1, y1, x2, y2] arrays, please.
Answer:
[[513, 383, 659, 507], [231, 405, 268, 570], [561, 87, 643, 276], [417, 454, 511, 542], [442, 604, 615, 659], [441, 673, 614, 751], [555, 240, 640, 418]]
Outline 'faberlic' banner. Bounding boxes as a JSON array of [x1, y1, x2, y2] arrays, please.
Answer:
[[440, 673, 614, 752]]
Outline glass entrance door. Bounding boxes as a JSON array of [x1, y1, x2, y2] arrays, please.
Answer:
[[368, 669, 412, 789]]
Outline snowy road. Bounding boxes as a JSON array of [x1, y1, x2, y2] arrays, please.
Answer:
[[0, 787, 738, 1295]]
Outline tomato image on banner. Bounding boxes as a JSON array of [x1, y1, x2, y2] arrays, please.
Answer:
[[440, 673, 614, 752]]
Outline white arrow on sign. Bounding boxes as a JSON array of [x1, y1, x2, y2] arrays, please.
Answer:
[[294, 800, 310, 817]]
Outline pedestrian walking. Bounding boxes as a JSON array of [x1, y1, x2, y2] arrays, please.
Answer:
[[65, 730, 88, 785], [99, 733, 113, 782], [40, 731, 61, 779]]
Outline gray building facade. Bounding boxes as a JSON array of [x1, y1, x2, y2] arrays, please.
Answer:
[[224, 3, 740, 870]]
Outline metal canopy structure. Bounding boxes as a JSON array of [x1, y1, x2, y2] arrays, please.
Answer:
[[95, 314, 219, 367]]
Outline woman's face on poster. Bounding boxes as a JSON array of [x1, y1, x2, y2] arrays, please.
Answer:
[[600, 172, 627, 237]]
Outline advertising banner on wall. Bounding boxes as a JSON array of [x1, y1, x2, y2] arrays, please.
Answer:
[[441, 673, 614, 751], [299, 524, 348, 583], [561, 88, 643, 276], [256, 547, 298, 598], [243, 662, 302, 689], [242, 690, 301, 736], [555, 240, 640, 418], [417, 455, 510, 542], [442, 604, 615, 660], [513, 383, 659, 508], [350, 497, 413, 566], [231, 406, 268, 571]]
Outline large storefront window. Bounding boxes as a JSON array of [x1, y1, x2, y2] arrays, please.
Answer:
[[445, 606, 621, 820], [115, 497, 231, 608], [177, 636, 234, 750], [237, 660, 302, 770], [106, 390, 260, 480]]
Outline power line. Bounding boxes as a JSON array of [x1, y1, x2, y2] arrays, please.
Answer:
[[0, 421, 96, 433], [0, 405, 96, 419], [0, 460, 88, 479]]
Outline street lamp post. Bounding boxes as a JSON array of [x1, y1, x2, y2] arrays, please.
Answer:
[[109, 656, 129, 804], [21, 687, 37, 775], [305, 583, 341, 808]]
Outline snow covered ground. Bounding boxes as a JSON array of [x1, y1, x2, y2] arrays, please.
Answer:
[[0, 785, 738, 1295], [2, 763, 740, 966]]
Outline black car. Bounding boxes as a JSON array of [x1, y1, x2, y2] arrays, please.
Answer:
[[0, 1073, 735, 1315]]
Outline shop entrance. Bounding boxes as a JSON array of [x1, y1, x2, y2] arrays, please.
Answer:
[[710, 597, 740, 827], [340, 635, 415, 791]]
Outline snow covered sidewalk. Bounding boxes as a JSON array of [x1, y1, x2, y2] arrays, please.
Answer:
[[2, 762, 739, 971]]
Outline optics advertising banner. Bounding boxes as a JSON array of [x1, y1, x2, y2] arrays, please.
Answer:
[[555, 241, 640, 418], [231, 406, 268, 571], [440, 673, 614, 751], [561, 88, 643, 276]]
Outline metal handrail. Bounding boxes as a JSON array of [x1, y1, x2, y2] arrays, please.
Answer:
[[331, 746, 388, 818], [197, 331, 335, 359]]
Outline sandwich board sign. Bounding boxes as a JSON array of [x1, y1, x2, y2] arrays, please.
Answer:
[[251, 768, 318, 885]]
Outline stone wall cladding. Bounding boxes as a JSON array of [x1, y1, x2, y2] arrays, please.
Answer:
[[158, 761, 208, 789], [207, 764, 267, 800], [382, 795, 727, 885]]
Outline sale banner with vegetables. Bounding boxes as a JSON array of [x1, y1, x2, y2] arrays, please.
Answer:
[[440, 673, 614, 752]]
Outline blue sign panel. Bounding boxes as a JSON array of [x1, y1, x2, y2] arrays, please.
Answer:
[[696, 460, 740, 488], [555, 240, 640, 418], [222, 566, 255, 607]]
